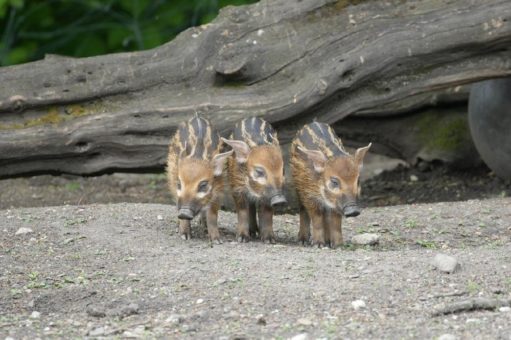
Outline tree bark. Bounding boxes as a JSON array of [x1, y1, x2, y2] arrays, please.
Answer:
[[1, 0, 511, 177]]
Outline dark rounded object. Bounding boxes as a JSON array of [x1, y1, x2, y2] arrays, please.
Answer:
[[270, 194, 287, 207], [178, 208, 194, 220], [468, 78, 511, 180], [343, 205, 360, 218]]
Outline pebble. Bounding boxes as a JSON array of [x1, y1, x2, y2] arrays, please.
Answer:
[[256, 314, 266, 325], [291, 333, 309, 340], [433, 253, 460, 273], [352, 233, 380, 246], [30, 311, 41, 319], [165, 314, 184, 324], [196, 298, 204, 304], [297, 318, 312, 326], [351, 300, 366, 310], [438, 334, 457, 340], [118, 303, 140, 318], [88, 327, 105, 336], [410, 175, 419, 182], [16, 227, 33, 235], [86, 306, 106, 318], [499, 306, 511, 312], [123, 325, 145, 338], [157, 215, 163, 221]]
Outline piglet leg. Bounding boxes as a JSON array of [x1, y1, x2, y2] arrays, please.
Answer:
[[178, 219, 191, 240], [298, 206, 311, 246], [326, 211, 343, 248], [248, 201, 259, 237], [258, 203, 276, 244], [234, 194, 250, 242], [206, 202, 222, 244]]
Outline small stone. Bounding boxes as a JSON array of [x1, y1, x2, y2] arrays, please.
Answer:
[[351, 300, 366, 310], [227, 310, 239, 319], [291, 333, 309, 340], [256, 314, 266, 325], [118, 303, 139, 318], [88, 327, 105, 336], [196, 298, 204, 304], [157, 215, 163, 221], [352, 233, 380, 246], [297, 318, 312, 326], [438, 334, 457, 340], [410, 175, 419, 182], [86, 306, 106, 318], [16, 227, 33, 235], [165, 314, 184, 324], [433, 254, 460, 273], [30, 311, 41, 319], [499, 306, 511, 312], [123, 325, 145, 338]]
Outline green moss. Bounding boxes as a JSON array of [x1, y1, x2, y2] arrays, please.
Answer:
[[0, 104, 95, 130], [417, 111, 470, 153], [24, 107, 63, 127]]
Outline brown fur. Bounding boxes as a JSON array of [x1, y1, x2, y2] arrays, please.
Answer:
[[290, 122, 371, 248], [166, 117, 231, 242], [223, 117, 286, 243]]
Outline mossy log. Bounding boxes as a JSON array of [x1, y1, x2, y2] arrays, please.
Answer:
[[1, 0, 511, 177]]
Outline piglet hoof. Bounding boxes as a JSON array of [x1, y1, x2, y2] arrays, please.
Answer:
[[261, 234, 276, 244], [208, 239, 223, 247], [330, 241, 343, 249], [180, 233, 191, 240], [298, 236, 310, 246], [237, 235, 250, 243], [310, 240, 325, 248]]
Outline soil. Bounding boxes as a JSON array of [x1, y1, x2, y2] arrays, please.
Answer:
[[1, 161, 511, 339]]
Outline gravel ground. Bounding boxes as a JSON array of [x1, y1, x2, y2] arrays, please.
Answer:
[[1, 199, 510, 339]]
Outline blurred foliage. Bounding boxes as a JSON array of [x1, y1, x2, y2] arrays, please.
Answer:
[[0, 0, 258, 66]]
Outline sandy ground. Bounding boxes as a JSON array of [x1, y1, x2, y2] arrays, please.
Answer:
[[1, 198, 510, 339]]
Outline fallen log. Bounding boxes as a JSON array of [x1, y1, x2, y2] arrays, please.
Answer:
[[1, 0, 511, 177]]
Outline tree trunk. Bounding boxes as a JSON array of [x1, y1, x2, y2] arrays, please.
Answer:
[[1, 0, 510, 177]]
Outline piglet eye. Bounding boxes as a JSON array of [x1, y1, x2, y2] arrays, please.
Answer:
[[330, 177, 340, 188], [254, 167, 266, 178], [198, 180, 209, 192]]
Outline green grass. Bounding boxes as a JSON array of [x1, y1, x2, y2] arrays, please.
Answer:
[[466, 280, 481, 295], [404, 219, 418, 229], [416, 240, 437, 249]]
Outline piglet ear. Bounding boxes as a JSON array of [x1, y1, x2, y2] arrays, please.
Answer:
[[212, 150, 233, 176], [221, 138, 250, 164], [354, 143, 372, 167], [298, 146, 327, 173], [178, 142, 188, 160]]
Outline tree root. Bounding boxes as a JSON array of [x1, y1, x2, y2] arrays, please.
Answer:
[[432, 297, 511, 316]]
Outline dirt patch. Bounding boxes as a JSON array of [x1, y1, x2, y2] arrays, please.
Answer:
[[1, 199, 511, 338], [1, 162, 510, 211], [1, 159, 510, 338]]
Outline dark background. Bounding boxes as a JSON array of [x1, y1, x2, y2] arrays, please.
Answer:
[[0, 0, 257, 66]]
